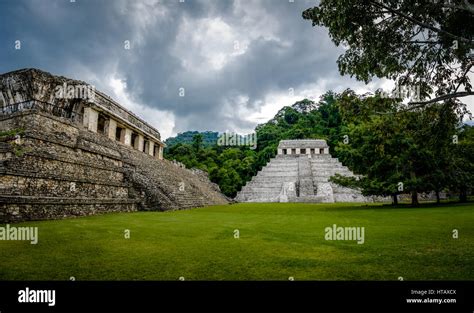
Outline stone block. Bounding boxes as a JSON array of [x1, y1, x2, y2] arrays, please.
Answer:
[[124, 129, 132, 146], [106, 118, 117, 140], [83, 107, 99, 133]]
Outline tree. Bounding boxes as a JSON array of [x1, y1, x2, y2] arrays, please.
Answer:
[[450, 125, 474, 201], [416, 102, 459, 203], [303, 1, 473, 111], [192, 133, 203, 152], [331, 91, 462, 206], [331, 92, 408, 204], [284, 108, 300, 125]]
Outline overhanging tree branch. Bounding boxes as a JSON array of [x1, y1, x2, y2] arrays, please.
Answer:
[[368, 0, 473, 44], [408, 91, 474, 107], [404, 40, 442, 44], [455, 63, 474, 92], [376, 91, 474, 115]]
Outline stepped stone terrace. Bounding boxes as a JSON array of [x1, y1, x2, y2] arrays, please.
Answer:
[[236, 139, 370, 203]]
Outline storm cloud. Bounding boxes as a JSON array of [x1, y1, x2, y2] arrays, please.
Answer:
[[3, 0, 462, 139]]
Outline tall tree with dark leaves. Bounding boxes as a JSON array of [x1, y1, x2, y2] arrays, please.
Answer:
[[303, 0, 473, 114], [332, 91, 466, 206], [192, 133, 204, 152]]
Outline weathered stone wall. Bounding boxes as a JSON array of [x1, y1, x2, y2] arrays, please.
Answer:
[[0, 69, 87, 122], [0, 175, 128, 198], [0, 200, 138, 222], [0, 111, 228, 222]]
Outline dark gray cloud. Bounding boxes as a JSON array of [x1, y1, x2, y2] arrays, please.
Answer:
[[0, 0, 393, 138]]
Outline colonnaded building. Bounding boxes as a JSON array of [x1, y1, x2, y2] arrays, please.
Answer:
[[0, 68, 229, 222], [236, 139, 370, 203]]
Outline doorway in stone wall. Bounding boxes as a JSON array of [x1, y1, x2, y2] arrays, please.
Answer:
[[115, 126, 125, 143], [97, 113, 107, 135]]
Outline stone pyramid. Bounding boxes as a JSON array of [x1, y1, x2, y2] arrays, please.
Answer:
[[235, 139, 370, 203]]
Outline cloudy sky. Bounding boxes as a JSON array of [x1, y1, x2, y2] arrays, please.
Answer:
[[1, 0, 472, 139]]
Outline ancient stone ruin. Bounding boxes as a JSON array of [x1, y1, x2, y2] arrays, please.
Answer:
[[236, 139, 370, 203], [0, 68, 229, 222]]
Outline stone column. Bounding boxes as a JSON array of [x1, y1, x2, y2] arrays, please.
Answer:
[[83, 107, 99, 133], [315, 148, 320, 154], [158, 145, 164, 160], [124, 129, 132, 146], [82, 108, 89, 129], [106, 118, 117, 140], [277, 149, 282, 155], [135, 134, 144, 151], [324, 147, 329, 154], [148, 141, 155, 156], [295, 148, 300, 155]]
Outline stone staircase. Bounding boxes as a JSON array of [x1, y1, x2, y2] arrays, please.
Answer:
[[297, 156, 315, 197], [121, 147, 228, 211]]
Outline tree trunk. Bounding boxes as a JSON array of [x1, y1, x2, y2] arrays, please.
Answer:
[[435, 190, 440, 204], [459, 187, 468, 203], [409, 171, 419, 206], [392, 194, 398, 205], [411, 191, 419, 207]]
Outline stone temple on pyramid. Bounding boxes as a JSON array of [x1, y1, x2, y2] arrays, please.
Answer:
[[235, 139, 371, 203]]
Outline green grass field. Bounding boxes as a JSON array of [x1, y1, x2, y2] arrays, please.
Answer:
[[0, 202, 473, 280]]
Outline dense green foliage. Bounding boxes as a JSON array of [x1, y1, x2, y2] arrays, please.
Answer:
[[165, 94, 345, 197], [302, 0, 473, 110], [451, 125, 474, 201], [330, 91, 474, 205], [1, 202, 473, 280], [165, 131, 219, 148]]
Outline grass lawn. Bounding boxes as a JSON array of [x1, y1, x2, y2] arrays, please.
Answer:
[[0, 202, 473, 280]]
